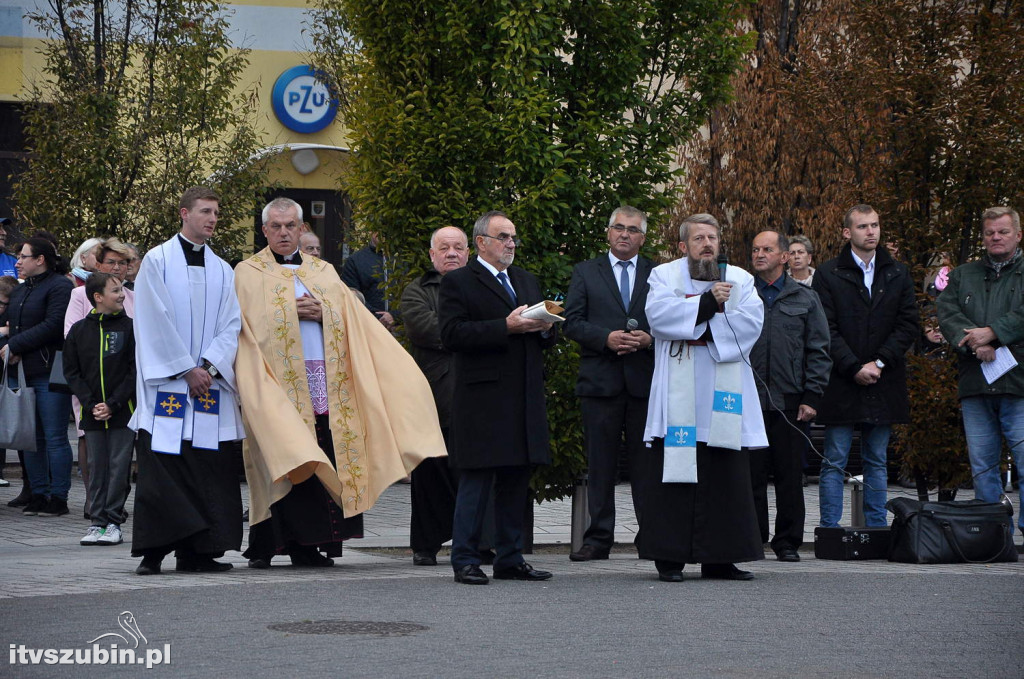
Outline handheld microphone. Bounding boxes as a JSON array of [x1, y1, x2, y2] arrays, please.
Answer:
[[716, 252, 728, 312], [626, 318, 638, 333]]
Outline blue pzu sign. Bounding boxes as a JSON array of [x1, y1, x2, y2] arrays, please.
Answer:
[[271, 65, 338, 134]]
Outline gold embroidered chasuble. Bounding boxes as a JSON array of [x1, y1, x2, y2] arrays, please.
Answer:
[[234, 248, 446, 524]]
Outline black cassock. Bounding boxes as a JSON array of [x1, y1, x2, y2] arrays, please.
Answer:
[[131, 432, 242, 559], [635, 440, 764, 565]]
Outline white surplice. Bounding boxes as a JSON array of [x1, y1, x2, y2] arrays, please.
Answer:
[[128, 236, 244, 447], [643, 259, 767, 448]]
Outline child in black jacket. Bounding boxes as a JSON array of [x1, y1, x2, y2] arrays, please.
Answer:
[[63, 273, 136, 546]]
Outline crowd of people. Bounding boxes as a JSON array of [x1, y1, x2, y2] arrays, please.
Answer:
[[0, 195, 1021, 584]]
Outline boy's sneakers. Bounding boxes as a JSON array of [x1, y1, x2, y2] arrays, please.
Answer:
[[97, 524, 123, 545], [80, 526, 105, 545], [22, 495, 48, 515], [38, 497, 69, 517]]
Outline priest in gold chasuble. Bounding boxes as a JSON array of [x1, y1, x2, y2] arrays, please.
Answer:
[[235, 198, 446, 568]]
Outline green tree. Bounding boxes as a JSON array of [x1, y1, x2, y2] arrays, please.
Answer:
[[13, 0, 270, 259], [310, 0, 751, 499]]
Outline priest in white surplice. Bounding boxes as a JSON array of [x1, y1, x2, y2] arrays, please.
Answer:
[[636, 213, 767, 583], [129, 186, 245, 576]]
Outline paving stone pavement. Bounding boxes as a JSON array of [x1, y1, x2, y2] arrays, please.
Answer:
[[1, 449, 1021, 601]]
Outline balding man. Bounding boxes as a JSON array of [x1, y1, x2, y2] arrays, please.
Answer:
[[749, 230, 830, 562], [234, 197, 445, 568], [402, 226, 470, 565], [299, 231, 322, 258]]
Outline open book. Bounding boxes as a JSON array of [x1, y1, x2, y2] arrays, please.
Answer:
[[521, 300, 565, 323]]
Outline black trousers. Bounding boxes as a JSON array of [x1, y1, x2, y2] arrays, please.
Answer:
[[580, 393, 647, 549], [749, 409, 807, 551]]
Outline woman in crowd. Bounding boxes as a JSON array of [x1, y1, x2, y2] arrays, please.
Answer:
[[68, 237, 102, 287], [2, 237, 75, 516]]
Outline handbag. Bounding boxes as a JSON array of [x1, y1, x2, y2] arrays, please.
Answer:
[[48, 349, 70, 394], [0, 355, 37, 451], [887, 497, 1019, 564]]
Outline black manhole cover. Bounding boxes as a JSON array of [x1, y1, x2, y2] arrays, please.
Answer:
[[268, 620, 428, 637]]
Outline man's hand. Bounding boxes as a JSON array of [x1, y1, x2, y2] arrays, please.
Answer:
[[375, 310, 395, 330], [184, 366, 212, 397], [854, 362, 882, 386], [92, 403, 112, 421], [710, 282, 733, 306], [607, 330, 641, 353], [975, 345, 996, 362], [507, 305, 553, 334], [958, 326, 996, 352], [797, 404, 817, 422], [296, 293, 323, 323]]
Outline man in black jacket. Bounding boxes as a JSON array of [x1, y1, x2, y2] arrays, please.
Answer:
[[63, 273, 136, 546], [749, 231, 831, 560], [563, 206, 654, 562], [813, 205, 919, 528], [439, 210, 557, 585]]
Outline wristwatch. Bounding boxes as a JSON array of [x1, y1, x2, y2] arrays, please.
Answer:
[[202, 359, 219, 378], [874, 359, 886, 370]]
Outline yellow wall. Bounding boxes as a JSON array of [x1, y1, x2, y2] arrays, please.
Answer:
[[0, 1, 353, 191]]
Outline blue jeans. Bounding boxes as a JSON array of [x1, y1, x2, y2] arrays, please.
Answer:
[[961, 396, 1024, 535], [10, 375, 73, 500], [820, 424, 890, 528]]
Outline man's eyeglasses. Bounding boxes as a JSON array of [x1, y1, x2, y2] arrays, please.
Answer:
[[480, 233, 522, 247], [610, 224, 644, 236], [101, 259, 127, 269]]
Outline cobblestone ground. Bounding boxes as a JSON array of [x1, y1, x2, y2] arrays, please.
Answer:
[[1, 450, 1020, 600]]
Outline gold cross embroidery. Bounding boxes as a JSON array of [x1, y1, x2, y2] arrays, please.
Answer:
[[196, 392, 217, 411], [160, 395, 182, 415]]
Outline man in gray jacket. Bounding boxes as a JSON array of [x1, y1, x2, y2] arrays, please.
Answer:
[[937, 206, 1024, 536], [749, 230, 831, 561]]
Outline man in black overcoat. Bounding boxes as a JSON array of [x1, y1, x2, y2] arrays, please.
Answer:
[[812, 204, 919, 528], [439, 210, 557, 585], [563, 206, 654, 561]]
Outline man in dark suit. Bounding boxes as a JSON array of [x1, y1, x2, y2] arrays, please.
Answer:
[[439, 210, 557, 585], [563, 206, 654, 561]]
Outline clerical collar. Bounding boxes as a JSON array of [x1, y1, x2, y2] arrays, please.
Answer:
[[177, 235, 205, 267], [272, 249, 302, 265]]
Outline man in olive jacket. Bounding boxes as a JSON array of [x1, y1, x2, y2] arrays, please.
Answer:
[[813, 205, 919, 528], [402, 226, 469, 565], [937, 206, 1024, 535], [749, 231, 831, 560]]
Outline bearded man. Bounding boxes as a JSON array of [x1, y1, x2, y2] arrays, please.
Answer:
[[636, 213, 767, 582]]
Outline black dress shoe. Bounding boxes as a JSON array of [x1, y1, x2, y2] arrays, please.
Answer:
[[176, 557, 233, 572], [453, 564, 489, 585], [7, 490, 32, 507], [700, 563, 754, 581], [658, 569, 684, 583], [492, 562, 552, 581], [135, 557, 163, 575], [775, 548, 800, 562], [248, 557, 272, 569], [413, 551, 438, 566], [289, 548, 334, 568], [569, 544, 610, 562]]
